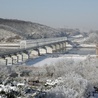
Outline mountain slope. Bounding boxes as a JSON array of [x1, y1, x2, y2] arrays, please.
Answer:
[[0, 18, 66, 42], [84, 32, 98, 44]]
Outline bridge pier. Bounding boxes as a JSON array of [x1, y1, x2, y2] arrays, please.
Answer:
[[5, 57, 13, 65], [17, 53, 23, 63], [22, 53, 29, 61], [51, 45, 56, 52], [44, 46, 53, 53], [29, 50, 39, 58], [58, 43, 63, 53], [38, 48, 47, 55], [59, 43, 63, 49], [55, 43, 60, 51], [11, 55, 18, 64], [0, 58, 6, 65], [62, 42, 66, 48]]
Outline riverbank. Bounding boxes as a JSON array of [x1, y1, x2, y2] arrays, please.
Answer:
[[0, 55, 98, 97]]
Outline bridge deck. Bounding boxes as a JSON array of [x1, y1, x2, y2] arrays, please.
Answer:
[[0, 37, 67, 56]]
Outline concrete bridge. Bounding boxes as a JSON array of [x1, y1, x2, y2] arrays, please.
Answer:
[[0, 37, 67, 65]]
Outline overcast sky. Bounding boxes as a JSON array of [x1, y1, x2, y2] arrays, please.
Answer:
[[0, 0, 98, 31]]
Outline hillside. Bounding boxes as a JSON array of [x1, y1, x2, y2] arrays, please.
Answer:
[[0, 18, 67, 42], [0, 18, 88, 43], [83, 31, 98, 44]]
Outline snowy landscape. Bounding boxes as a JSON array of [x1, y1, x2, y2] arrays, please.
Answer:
[[0, 54, 98, 98], [0, 33, 98, 98], [0, 16, 98, 98], [1, 0, 98, 97]]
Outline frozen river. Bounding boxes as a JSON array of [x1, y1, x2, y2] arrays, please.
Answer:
[[25, 47, 96, 66], [66, 47, 96, 55]]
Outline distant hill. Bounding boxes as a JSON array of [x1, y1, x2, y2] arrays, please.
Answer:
[[84, 32, 98, 44], [58, 28, 81, 36], [0, 18, 87, 43], [0, 18, 67, 42]]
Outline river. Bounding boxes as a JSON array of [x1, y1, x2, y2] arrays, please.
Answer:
[[25, 47, 96, 66], [65, 47, 96, 55]]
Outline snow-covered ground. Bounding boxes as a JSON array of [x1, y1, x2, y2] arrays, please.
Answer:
[[23, 35, 98, 98], [31, 55, 87, 67], [25, 46, 96, 66], [22, 35, 98, 98], [25, 54, 98, 98], [67, 34, 87, 44]]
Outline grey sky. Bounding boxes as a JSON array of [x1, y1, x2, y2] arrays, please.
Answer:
[[0, 0, 98, 31]]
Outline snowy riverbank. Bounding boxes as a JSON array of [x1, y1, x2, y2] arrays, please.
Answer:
[[0, 54, 98, 98], [24, 54, 98, 98]]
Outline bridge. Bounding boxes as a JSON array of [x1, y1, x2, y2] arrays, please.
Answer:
[[0, 37, 67, 65]]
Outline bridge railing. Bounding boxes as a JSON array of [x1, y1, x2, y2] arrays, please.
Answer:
[[0, 37, 67, 50], [21, 37, 67, 49]]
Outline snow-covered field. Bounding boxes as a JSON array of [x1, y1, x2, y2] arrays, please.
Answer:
[[32, 55, 87, 67], [24, 54, 98, 98], [23, 35, 98, 98], [0, 35, 97, 98]]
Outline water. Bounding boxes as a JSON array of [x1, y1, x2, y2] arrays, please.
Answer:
[[0, 47, 95, 55], [25, 47, 96, 66], [66, 47, 96, 55]]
